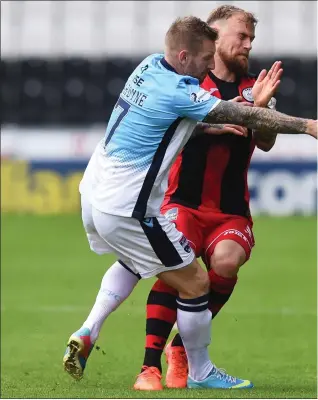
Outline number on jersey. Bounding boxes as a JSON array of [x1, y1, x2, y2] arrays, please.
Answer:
[[105, 97, 131, 147]]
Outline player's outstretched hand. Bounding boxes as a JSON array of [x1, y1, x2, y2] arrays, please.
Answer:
[[252, 61, 283, 107], [202, 123, 248, 137]]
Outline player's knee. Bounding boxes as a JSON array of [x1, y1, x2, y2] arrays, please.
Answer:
[[210, 251, 244, 278]]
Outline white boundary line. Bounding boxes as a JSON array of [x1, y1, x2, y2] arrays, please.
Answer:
[[1, 305, 316, 316]]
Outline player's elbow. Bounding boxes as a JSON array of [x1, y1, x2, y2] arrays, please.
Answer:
[[256, 141, 275, 152], [255, 135, 277, 152]]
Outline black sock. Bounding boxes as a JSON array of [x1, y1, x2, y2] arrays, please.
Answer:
[[141, 280, 178, 373], [142, 348, 163, 373]]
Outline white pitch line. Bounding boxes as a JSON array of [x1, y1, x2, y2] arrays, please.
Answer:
[[1, 305, 316, 317]]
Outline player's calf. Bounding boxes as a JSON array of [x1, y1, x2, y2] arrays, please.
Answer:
[[158, 259, 210, 298], [158, 261, 214, 382], [142, 280, 178, 372]]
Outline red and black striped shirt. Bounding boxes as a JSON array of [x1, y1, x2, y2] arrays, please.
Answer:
[[164, 71, 257, 220]]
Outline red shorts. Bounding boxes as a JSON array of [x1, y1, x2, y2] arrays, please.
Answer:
[[161, 203, 255, 266]]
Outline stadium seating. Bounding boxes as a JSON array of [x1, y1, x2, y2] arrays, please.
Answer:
[[1, 57, 316, 126]]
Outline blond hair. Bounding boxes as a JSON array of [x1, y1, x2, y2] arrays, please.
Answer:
[[207, 5, 258, 26], [165, 16, 218, 54]]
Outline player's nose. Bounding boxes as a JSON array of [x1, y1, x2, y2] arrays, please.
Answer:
[[244, 39, 252, 51]]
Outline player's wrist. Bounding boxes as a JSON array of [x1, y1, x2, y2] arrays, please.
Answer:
[[306, 120, 317, 138], [253, 100, 266, 108]]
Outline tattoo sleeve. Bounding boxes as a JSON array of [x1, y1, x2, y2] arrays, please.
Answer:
[[253, 130, 277, 141], [204, 101, 308, 135]]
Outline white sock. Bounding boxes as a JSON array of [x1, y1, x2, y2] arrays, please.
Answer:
[[82, 260, 140, 342], [177, 294, 214, 381]]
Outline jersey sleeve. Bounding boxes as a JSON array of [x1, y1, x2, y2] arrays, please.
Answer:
[[173, 79, 221, 121]]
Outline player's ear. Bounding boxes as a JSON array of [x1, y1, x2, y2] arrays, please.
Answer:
[[178, 50, 188, 65]]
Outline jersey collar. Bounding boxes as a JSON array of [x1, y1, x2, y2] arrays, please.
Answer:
[[208, 70, 241, 85], [160, 58, 179, 74]]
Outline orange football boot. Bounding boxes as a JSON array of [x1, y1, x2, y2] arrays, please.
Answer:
[[164, 340, 188, 388], [133, 366, 163, 391]]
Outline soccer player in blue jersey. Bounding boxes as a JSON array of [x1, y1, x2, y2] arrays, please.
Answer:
[[63, 16, 317, 389]]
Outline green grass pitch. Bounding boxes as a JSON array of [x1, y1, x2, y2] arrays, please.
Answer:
[[1, 214, 317, 398]]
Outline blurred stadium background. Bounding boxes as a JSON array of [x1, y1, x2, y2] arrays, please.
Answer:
[[1, 0, 317, 215], [1, 1, 317, 399]]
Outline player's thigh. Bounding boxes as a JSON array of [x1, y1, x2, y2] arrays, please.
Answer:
[[203, 217, 255, 270], [91, 208, 195, 280], [161, 203, 203, 256], [80, 195, 113, 255]]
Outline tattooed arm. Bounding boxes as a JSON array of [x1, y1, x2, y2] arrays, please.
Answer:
[[203, 100, 317, 138], [253, 100, 278, 152]]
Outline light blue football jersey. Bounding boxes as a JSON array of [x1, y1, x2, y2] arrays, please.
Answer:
[[80, 53, 221, 219]]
